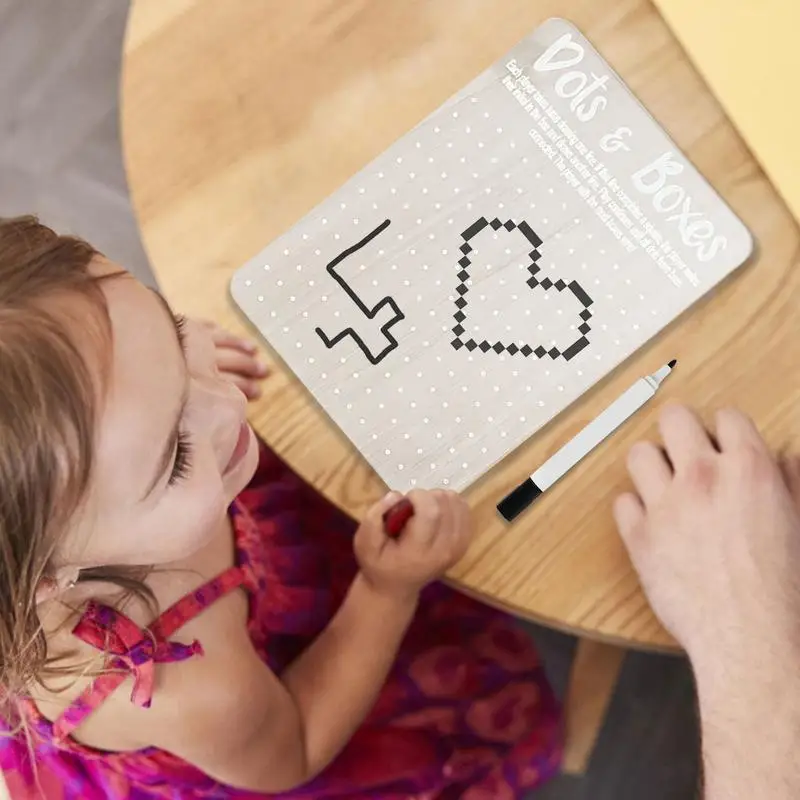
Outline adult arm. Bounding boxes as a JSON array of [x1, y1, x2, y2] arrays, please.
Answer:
[[614, 405, 800, 799]]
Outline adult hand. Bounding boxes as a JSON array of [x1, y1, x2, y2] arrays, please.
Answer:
[[613, 404, 800, 676]]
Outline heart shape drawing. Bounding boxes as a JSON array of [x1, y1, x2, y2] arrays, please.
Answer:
[[450, 216, 594, 361]]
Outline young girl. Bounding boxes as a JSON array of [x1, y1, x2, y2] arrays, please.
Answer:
[[0, 216, 561, 799]]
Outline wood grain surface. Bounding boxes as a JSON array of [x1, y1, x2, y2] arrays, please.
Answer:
[[122, 0, 800, 651]]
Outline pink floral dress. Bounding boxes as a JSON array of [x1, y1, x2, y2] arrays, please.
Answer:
[[0, 439, 562, 798]]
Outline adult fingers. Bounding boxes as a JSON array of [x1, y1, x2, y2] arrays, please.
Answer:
[[714, 407, 768, 455], [626, 441, 672, 506], [613, 492, 647, 566], [659, 404, 716, 471]]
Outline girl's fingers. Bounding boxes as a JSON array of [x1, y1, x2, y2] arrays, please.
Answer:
[[217, 349, 269, 379], [228, 375, 262, 400], [207, 322, 260, 354], [406, 490, 439, 547]]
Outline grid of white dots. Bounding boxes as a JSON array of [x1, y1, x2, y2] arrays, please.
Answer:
[[241, 86, 678, 491]]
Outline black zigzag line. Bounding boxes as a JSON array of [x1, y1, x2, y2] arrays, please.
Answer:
[[314, 219, 404, 366]]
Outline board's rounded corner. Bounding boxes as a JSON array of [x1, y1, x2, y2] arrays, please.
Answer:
[[540, 16, 582, 35], [740, 226, 757, 263], [228, 272, 246, 309]]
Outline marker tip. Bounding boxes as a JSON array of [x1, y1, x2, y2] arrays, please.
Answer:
[[668, 359, 677, 369]]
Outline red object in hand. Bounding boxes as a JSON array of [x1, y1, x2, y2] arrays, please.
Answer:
[[382, 497, 415, 538]]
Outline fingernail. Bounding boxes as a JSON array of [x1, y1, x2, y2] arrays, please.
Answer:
[[256, 363, 269, 377], [241, 339, 258, 353]]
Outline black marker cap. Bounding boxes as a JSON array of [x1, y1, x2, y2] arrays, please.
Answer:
[[497, 478, 542, 522]]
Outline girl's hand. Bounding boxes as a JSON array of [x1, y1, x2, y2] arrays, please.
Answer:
[[200, 320, 269, 400], [354, 490, 473, 601]]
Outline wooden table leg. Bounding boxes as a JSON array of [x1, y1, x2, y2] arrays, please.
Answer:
[[561, 638, 626, 775]]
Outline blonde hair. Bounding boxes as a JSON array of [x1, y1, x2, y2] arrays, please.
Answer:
[[0, 215, 152, 704]]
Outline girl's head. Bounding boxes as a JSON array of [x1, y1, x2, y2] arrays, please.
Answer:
[[0, 216, 258, 694]]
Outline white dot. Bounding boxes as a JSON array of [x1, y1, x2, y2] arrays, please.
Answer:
[[257, 294, 264, 302], [359, 418, 365, 424], [295, 343, 302, 349], [276, 279, 284, 287]]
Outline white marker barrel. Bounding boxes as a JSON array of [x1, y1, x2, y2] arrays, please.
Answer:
[[533, 380, 655, 490], [497, 362, 674, 522]]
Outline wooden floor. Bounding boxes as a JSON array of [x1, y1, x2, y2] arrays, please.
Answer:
[[0, 1, 699, 797]]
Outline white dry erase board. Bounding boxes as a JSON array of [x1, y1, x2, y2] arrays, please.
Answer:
[[231, 18, 753, 493]]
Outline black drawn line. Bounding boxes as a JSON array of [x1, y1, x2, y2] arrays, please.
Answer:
[[567, 280, 592, 309], [451, 217, 593, 362], [314, 219, 405, 366]]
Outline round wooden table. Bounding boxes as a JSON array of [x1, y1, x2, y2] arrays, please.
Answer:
[[122, 0, 799, 773]]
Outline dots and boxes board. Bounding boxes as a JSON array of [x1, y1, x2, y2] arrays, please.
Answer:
[[231, 18, 753, 493]]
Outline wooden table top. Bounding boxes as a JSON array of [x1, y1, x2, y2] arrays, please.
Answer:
[[122, 0, 799, 651]]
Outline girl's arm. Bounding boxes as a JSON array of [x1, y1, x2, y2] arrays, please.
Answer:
[[86, 489, 471, 792], [160, 572, 418, 792]]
